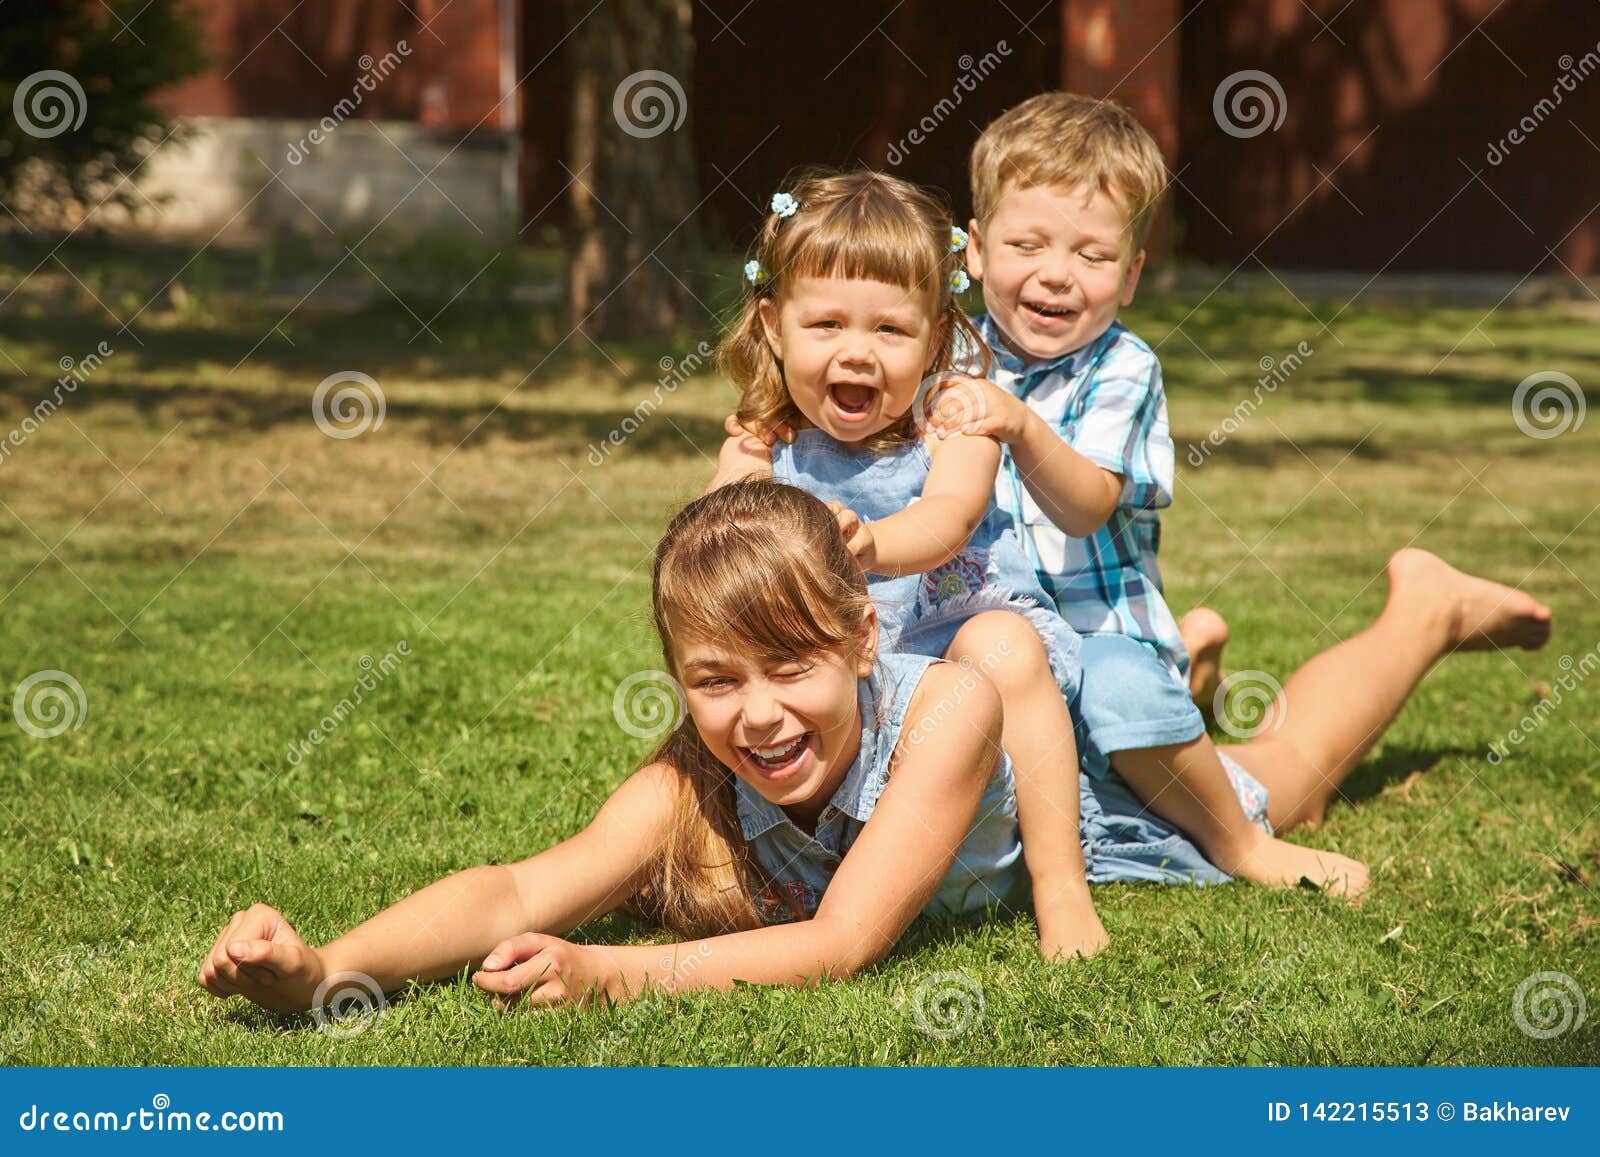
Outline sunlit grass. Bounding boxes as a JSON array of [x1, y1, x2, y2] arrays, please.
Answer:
[[0, 235, 1596, 1065]]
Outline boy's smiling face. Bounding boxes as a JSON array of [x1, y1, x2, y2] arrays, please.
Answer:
[[967, 182, 1145, 364]]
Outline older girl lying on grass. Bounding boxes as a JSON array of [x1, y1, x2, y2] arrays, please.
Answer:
[[201, 480, 1024, 1011], [199, 477, 1553, 1014]]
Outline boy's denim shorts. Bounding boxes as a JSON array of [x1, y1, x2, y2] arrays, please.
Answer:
[[1071, 633, 1207, 781], [1068, 633, 1275, 885]]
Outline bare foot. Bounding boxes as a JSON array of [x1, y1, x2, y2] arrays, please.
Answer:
[[1037, 889, 1110, 961], [1387, 548, 1552, 652], [1220, 829, 1370, 901], [1039, 910, 1110, 961], [1180, 607, 1230, 713]]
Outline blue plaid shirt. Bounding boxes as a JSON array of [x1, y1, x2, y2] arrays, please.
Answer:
[[966, 314, 1189, 679]]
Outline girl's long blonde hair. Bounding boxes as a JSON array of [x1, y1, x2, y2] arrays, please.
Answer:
[[630, 479, 875, 938], [719, 169, 990, 448]]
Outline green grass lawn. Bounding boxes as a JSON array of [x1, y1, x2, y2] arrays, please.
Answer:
[[1, 236, 1597, 1066]]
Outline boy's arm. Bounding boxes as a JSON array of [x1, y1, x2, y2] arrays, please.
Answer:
[[1008, 412, 1124, 537], [926, 375, 1122, 537], [998, 343, 1171, 538], [854, 432, 999, 577]]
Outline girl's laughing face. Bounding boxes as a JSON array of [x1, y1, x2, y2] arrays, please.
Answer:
[[759, 277, 938, 444], [676, 616, 876, 825]]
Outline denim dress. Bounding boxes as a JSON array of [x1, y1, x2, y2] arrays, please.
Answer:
[[772, 429, 1274, 888], [772, 429, 1082, 701], [738, 651, 1030, 922]]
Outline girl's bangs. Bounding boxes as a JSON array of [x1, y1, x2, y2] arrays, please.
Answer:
[[660, 529, 857, 665], [785, 212, 943, 300]]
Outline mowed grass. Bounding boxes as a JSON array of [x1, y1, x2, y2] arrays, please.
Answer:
[[0, 235, 1597, 1066]]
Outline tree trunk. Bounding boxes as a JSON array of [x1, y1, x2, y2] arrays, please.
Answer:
[[564, 0, 699, 343]]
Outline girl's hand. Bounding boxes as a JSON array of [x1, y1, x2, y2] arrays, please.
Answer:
[[926, 375, 1028, 444], [724, 413, 797, 446], [197, 903, 328, 1014], [828, 501, 878, 573], [472, 933, 623, 1010]]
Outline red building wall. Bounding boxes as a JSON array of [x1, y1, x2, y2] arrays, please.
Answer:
[[1177, 0, 1599, 274], [155, 0, 1596, 272], [158, 0, 508, 130]]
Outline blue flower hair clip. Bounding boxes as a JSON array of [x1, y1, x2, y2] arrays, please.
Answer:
[[950, 226, 969, 252], [744, 259, 766, 285], [950, 269, 971, 293], [770, 192, 799, 219]]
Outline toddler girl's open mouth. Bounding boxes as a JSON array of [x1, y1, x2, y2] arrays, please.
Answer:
[[826, 381, 879, 426]]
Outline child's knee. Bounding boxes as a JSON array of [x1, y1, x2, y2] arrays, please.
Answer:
[[949, 611, 1051, 686]]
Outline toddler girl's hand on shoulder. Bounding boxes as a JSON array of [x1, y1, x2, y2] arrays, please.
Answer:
[[926, 375, 1027, 445]]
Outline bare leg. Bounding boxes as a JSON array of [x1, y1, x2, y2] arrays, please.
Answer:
[[947, 611, 1107, 960], [1112, 740, 1370, 898], [1224, 548, 1552, 833], [1180, 607, 1230, 713]]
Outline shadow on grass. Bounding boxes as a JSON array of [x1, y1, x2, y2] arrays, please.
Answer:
[[1333, 744, 1481, 810], [0, 373, 729, 457]]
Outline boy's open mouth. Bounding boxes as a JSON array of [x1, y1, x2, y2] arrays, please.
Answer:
[[1020, 299, 1079, 326], [741, 731, 813, 778], [826, 381, 879, 424]]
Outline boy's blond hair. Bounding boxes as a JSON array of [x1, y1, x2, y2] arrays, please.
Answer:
[[970, 92, 1168, 251]]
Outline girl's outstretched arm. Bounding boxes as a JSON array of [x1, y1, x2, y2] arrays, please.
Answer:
[[473, 664, 1003, 1008], [197, 763, 678, 1014], [842, 431, 999, 577]]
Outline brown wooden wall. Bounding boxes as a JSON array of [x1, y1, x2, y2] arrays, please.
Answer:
[[158, 0, 1599, 272], [1178, 0, 1600, 274], [159, 0, 507, 129]]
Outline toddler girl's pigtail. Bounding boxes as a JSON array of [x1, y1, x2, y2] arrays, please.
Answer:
[[937, 221, 991, 378], [717, 187, 808, 441]]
